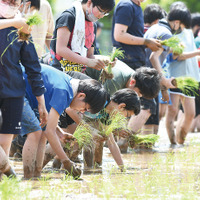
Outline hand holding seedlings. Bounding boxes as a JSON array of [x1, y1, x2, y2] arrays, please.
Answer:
[[86, 58, 105, 71], [112, 128, 132, 138], [144, 38, 162, 51], [60, 132, 74, 144]]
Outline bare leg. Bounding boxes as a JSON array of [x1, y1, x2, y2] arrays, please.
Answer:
[[94, 141, 104, 167], [159, 103, 167, 122], [165, 94, 180, 144], [118, 109, 151, 153], [22, 130, 42, 179], [34, 132, 47, 177], [176, 96, 195, 144], [0, 134, 16, 177]]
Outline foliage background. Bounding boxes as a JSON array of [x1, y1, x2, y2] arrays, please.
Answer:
[[100, 0, 200, 29]]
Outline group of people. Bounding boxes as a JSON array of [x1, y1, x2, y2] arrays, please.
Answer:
[[0, 0, 200, 180]]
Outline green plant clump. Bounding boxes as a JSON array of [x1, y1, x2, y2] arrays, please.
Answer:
[[160, 36, 184, 55], [128, 134, 159, 148], [99, 48, 124, 83], [72, 121, 93, 149], [101, 111, 128, 137], [172, 77, 199, 96]]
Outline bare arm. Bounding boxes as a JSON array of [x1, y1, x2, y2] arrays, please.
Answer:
[[36, 95, 48, 127], [175, 49, 200, 60], [56, 27, 105, 70], [114, 23, 161, 51], [44, 108, 70, 161], [150, 49, 175, 89], [0, 18, 31, 34], [107, 133, 124, 169]]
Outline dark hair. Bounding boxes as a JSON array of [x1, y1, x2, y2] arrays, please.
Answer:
[[78, 79, 107, 114], [28, 0, 40, 10], [111, 89, 141, 115], [144, 4, 167, 24], [191, 13, 200, 28], [169, 1, 187, 11], [132, 67, 161, 99], [168, 5, 191, 29], [82, 0, 115, 12]]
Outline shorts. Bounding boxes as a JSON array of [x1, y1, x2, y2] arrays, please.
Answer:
[[66, 71, 91, 80], [58, 112, 75, 128], [158, 91, 172, 105], [140, 97, 157, 115], [170, 88, 195, 98], [0, 97, 24, 134], [20, 97, 42, 137], [142, 96, 159, 125]]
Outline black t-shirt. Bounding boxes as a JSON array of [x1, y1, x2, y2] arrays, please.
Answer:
[[49, 7, 96, 72]]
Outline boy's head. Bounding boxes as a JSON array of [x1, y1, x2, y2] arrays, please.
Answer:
[[129, 67, 161, 99], [0, 0, 20, 18], [144, 4, 167, 26], [111, 89, 141, 118], [168, 5, 191, 31], [82, 0, 115, 22], [70, 79, 107, 114], [191, 13, 200, 37]]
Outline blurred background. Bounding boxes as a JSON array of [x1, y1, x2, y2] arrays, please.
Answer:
[[48, 0, 200, 55]]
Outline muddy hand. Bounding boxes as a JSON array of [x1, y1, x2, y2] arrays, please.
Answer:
[[113, 128, 132, 138], [86, 58, 105, 71], [60, 132, 74, 143], [144, 38, 162, 51], [160, 85, 169, 103], [62, 160, 82, 179]]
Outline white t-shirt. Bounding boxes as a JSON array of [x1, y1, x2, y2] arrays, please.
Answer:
[[31, 0, 54, 58]]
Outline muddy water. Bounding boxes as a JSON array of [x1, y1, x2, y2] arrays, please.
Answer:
[[8, 119, 200, 199]]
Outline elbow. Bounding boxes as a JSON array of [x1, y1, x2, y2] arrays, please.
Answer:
[[114, 32, 122, 43]]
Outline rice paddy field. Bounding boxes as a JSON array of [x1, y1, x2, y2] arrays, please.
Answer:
[[2, 119, 200, 200]]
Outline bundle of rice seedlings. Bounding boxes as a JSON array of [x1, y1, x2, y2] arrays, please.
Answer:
[[18, 12, 43, 41], [65, 121, 93, 151], [128, 134, 159, 148], [171, 77, 199, 96], [99, 47, 124, 83], [101, 111, 128, 137], [160, 36, 184, 55]]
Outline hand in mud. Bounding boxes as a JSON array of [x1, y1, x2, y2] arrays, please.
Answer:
[[113, 128, 132, 138], [60, 132, 74, 143], [144, 38, 162, 51], [93, 133, 107, 143], [62, 160, 82, 179], [86, 58, 105, 71]]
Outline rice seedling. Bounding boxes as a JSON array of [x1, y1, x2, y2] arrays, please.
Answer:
[[100, 111, 128, 137], [160, 36, 185, 55], [128, 134, 159, 148], [66, 121, 93, 151], [18, 12, 43, 42], [99, 47, 124, 84], [171, 76, 199, 96]]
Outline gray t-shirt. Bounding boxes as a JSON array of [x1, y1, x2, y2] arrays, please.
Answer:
[[85, 55, 134, 95], [167, 29, 200, 81], [144, 19, 172, 67]]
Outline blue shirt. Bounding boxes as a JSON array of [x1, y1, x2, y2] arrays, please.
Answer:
[[111, 0, 145, 64], [24, 64, 74, 115], [0, 25, 45, 98]]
